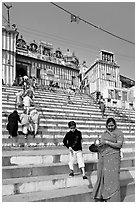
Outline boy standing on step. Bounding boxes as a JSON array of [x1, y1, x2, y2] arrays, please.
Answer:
[[63, 121, 87, 179]]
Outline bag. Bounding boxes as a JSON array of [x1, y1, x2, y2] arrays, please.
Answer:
[[89, 144, 99, 152]]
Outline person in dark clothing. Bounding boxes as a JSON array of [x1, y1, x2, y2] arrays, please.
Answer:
[[7, 110, 21, 138], [48, 80, 54, 92], [63, 121, 87, 179], [54, 82, 60, 88], [2, 79, 5, 85]]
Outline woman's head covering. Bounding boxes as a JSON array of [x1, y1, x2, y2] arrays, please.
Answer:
[[106, 117, 117, 129], [13, 109, 18, 114]]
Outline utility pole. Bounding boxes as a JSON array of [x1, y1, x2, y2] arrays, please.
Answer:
[[3, 3, 12, 27]]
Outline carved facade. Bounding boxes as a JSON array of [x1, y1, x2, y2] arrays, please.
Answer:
[[2, 26, 80, 88], [2, 26, 135, 109], [83, 50, 135, 109]]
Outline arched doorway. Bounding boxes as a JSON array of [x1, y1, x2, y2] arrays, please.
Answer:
[[16, 63, 27, 77]]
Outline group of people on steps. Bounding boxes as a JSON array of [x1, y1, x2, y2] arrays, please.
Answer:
[[4, 76, 123, 202], [7, 75, 40, 139]]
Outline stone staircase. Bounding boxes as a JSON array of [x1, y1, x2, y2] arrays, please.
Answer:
[[2, 85, 135, 202]]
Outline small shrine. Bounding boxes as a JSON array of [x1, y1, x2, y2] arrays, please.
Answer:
[[16, 35, 27, 50], [39, 41, 53, 56], [55, 48, 62, 58], [29, 40, 38, 52], [64, 49, 79, 68]]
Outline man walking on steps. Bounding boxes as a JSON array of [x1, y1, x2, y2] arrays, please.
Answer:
[[63, 121, 87, 180]]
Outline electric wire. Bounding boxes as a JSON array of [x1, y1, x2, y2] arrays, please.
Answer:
[[50, 2, 135, 45]]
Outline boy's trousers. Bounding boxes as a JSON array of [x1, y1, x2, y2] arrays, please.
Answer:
[[69, 150, 85, 170]]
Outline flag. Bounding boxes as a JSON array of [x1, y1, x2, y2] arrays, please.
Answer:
[[71, 14, 80, 24]]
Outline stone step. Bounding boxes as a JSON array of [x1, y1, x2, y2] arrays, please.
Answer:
[[2, 144, 135, 166], [4, 112, 129, 123], [122, 151, 135, 158], [2, 93, 93, 102], [2, 86, 134, 105], [2, 87, 89, 97], [2, 99, 94, 107], [2, 101, 135, 117], [2, 147, 97, 166], [2, 116, 135, 131], [2, 127, 135, 138], [2, 98, 93, 107], [2, 142, 134, 155], [2, 168, 135, 201], [2, 133, 135, 147], [2, 90, 135, 110], [2, 94, 135, 110], [2, 129, 135, 138], [2, 135, 135, 147], [2, 156, 135, 179], [3, 187, 135, 202], [3, 126, 135, 137], [2, 110, 124, 123], [2, 91, 94, 101], [1, 104, 120, 117], [2, 117, 135, 130], [2, 130, 135, 140], [2, 110, 135, 125], [2, 91, 135, 110], [2, 127, 135, 137], [2, 86, 135, 110], [2, 113, 135, 125], [2, 117, 135, 131], [122, 194, 135, 202]]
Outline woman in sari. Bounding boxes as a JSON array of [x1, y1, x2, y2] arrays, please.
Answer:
[[7, 110, 21, 138], [92, 117, 124, 202]]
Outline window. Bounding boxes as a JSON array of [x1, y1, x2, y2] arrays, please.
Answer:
[[122, 91, 127, 101], [36, 69, 40, 79], [108, 89, 114, 99], [106, 73, 111, 80], [115, 90, 121, 100]]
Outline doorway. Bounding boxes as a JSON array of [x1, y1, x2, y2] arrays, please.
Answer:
[[16, 63, 27, 77]]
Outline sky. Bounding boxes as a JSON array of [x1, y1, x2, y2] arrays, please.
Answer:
[[2, 1, 135, 80]]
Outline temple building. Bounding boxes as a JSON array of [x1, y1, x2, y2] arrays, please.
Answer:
[[2, 26, 80, 89], [2, 26, 135, 109], [16, 35, 80, 89], [83, 50, 135, 109]]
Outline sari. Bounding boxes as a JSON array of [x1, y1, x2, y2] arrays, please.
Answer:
[[92, 128, 124, 202], [7, 110, 21, 137]]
